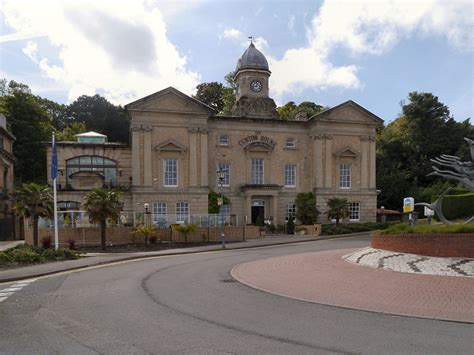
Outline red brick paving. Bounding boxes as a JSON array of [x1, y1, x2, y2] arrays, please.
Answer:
[[231, 249, 474, 323]]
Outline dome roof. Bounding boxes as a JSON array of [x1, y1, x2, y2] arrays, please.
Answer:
[[235, 42, 269, 71]]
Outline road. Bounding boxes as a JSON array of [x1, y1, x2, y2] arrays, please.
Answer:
[[0, 236, 472, 354]]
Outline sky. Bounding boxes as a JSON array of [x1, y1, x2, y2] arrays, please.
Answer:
[[0, 0, 473, 124]]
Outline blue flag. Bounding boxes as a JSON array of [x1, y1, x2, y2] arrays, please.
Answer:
[[51, 135, 58, 181]]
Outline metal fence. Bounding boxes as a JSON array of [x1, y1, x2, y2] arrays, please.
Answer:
[[34, 210, 242, 230]]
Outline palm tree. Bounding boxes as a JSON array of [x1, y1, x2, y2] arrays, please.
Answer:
[[14, 183, 54, 246], [326, 197, 350, 226], [83, 188, 122, 250]]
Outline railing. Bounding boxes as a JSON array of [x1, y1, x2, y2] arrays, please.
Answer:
[[33, 211, 241, 230]]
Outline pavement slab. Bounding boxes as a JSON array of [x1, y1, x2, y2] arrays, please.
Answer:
[[231, 248, 474, 323]]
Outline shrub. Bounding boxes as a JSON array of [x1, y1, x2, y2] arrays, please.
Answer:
[[172, 224, 197, 243], [41, 235, 52, 249], [379, 223, 474, 235], [295, 192, 319, 224], [68, 239, 76, 249], [439, 193, 474, 220], [0, 244, 80, 266], [132, 225, 159, 245], [255, 215, 264, 227]]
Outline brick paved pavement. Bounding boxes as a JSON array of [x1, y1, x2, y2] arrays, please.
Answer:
[[231, 249, 474, 323]]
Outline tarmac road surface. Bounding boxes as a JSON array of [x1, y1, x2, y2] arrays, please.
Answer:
[[0, 235, 472, 354]]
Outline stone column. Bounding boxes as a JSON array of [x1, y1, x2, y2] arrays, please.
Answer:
[[199, 128, 208, 187], [131, 125, 141, 186], [143, 126, 153, 186], [246, 195, 252, 224], [324, 134, 333, 189], [369, 136, 376, 189], [272, 195, 278, 225], [189, 128, 198, 187], [313, 135, 323, 189], [360, 136, 369, 190]]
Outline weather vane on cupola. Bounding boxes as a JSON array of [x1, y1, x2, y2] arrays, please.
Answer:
[[248, 36, 253, 44]]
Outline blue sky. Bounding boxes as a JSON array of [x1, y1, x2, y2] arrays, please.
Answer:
[[1, 0, 473, 123]]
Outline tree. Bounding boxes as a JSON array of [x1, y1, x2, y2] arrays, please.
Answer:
[[326, 198, 349, 226], [222, 72, 236, 115], [295, 192, 319, 224], [1, 83, 52, 184], [193, 82, 226, 112], [14, 183, 53, 246], [55, 121, 87, 141], [277, 101, 326, 120], [67, 95, 130, 143], [83, 188, 122, 250], [376, 92, 473, 210]]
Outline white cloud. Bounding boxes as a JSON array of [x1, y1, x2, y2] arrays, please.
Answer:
[[1, 0, 200, 104], [267, 0, 474, 97], [223, 28, 243, 39]]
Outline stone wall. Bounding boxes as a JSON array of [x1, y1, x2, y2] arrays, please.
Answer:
[[25, 225, 260, 247]]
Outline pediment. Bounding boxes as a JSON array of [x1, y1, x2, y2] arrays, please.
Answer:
[[335, 146, 359, 158], [125, 87, 215, 115], [244, 142, 274, 152], [154, 139, 186, 153], [311, 100, 383, 125]]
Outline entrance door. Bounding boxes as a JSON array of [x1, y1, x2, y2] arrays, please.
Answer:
[[251, 199, 265, 224]]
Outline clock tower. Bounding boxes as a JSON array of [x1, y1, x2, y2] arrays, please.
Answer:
[[231, 42, 278, 118]]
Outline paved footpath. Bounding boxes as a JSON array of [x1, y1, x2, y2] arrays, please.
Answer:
[[0, 233, 365, 283], [232, 248, 474, 323]]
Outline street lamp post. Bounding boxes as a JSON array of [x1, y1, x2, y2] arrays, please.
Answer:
[[216, 168, 226, 249]]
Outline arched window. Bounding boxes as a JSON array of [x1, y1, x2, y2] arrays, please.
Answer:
[[153, 202, 167, 225], [176, 201, 189, 224], [66, 155, 117, 184]]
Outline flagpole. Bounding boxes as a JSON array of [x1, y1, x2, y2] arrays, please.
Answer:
[[52, 132, 59, 250]]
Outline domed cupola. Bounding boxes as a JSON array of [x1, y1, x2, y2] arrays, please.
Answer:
[[235, 42, 269, 71], [231, 42, 278, 119]]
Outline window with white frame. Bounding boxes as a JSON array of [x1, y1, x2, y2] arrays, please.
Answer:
[[164, 158, 178, 186], [284, 164, 296, 187], [285, 203, 296, 222], [217, 163, 230, 186], [218, 135, 229, 146], [251, 159, 264, 184], [349, 202, 360, 221], [176, 201, 189, 224], [285, 138, 296, 148], [152, 202, 167, 224], [339, 163, 351, 189]]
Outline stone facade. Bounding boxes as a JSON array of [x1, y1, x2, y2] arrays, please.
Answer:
[[47, 43, 383, 225], [0, 114, 15, 219]]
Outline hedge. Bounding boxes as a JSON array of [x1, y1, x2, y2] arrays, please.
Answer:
[[437, 192, 474, 220]]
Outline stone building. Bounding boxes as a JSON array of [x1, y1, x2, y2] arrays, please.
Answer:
[[48, 43, 383, 225], [0, 113, 16, 239]]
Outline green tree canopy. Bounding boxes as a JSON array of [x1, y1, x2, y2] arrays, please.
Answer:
[[295, 192, 319, 224], [0, 84, 52, 184], [193, 82, 227, 112], [376, 92, 473, 210], [68, 94, 131, 143], [276, 101, 326, 120]]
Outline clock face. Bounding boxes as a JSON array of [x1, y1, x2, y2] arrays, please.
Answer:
[[250, 80, 262, 92]]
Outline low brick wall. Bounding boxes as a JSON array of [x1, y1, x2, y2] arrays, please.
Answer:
[[297, 224, 321, 236], [25, 225, 260, 247], [371, 233, 474, 258]]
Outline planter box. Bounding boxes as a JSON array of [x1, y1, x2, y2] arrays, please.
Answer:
[[371, 233, 474, 258], [297, 224, 322, 236]]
